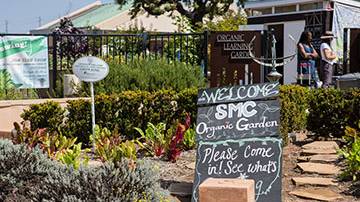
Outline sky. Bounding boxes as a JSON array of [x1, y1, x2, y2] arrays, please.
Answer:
[[0, 0, 115, 33]]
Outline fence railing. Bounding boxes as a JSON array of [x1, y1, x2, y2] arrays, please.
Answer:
[[1, 32, 208, 98]]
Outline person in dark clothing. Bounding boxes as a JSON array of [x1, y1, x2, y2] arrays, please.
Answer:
[[297, 31, 321, 87]]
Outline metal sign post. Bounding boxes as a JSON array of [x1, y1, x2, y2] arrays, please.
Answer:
[[249, 29, 297, 82], [90, 82, 96, 153], [73, 56, 109, 156]]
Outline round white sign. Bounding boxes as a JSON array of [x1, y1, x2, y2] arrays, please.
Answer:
[[73, 56, 109, 82]]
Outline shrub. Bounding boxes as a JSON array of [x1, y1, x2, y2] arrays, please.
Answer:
[[339, 125, 360, 181], [30, 160, 167, 201], [307, 88, 355, 137], [0, 139, 60, 200], [78, 58, 206, 94], [21, 101, 65, 132], [66, 88, 198, 144], [279, 85, 310, 143], [0, 139, 167, 201]]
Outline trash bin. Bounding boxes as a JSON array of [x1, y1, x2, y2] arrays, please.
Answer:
[[334, 73, 360, 90]]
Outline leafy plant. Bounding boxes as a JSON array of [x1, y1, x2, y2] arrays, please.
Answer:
[[167, 114, 191, 162], [13, 121, 85, 169], [56, 143, 89, 170], [339, 125, 360, 181], [54, 17, 89, 59], [182, 127, 196, 150], [135, 122, 168, 157], [92, 125, 137, 162]]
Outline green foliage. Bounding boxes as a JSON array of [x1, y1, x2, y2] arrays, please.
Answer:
[[79, 58, 206, 94], [65, 88, 198, 145], [183, 127, 196, 150], [56, 143, 89, 170], [116, 0, 246, 28], [92, 125, 137, 162], [135, 122, 169, 157], [21, 101, 65, 132], [279, 85, 310, 143], [0, 139, 166, 201], [64, 98, 92, 144], [307, 88, 358, 137], [200, 10, 247, 31], [339, 125, 360, 181], [13, 121, 87, 169], [136, 114, 191, 162]]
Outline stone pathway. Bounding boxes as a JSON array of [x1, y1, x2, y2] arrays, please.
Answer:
[[288, 138, 346, 201]]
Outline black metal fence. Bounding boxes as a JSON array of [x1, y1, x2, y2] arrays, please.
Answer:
[[1, 32, 208, 98]]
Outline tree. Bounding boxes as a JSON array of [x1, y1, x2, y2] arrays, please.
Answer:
[[116, 0, 247, 28]]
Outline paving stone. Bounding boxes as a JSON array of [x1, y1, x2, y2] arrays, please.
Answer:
[[309, 154, 339, 163], [297, 156, 310, 162], [297, 162, 340, 175], [292, 177, 338, 186], [169, 182, 193, 197], [302, 148, 337, 155], [302, 141, 339, 150], [290, 188, 342, 201], [297, 155, 339, 163]]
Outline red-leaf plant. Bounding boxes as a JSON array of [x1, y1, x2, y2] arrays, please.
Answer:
[[167, 114, 191, 162]]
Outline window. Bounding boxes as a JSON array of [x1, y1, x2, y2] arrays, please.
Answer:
[[252, 7, 272, 16], [299, 2, 323, 11], [274, 5, 296, 14]]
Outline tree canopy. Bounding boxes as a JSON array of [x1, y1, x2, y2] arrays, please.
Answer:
[[116, 0, 246, 28]]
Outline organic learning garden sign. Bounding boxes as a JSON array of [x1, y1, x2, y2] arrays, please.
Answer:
[[0, 36, 49, 89], [192, 82, 282, 202]]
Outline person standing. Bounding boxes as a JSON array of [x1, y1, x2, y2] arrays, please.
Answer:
[[297, 31, 320, 87], [320, 31, 337, 88]]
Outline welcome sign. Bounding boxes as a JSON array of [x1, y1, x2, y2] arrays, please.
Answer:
[[192, 82, 282, 202], [0, 36, 49, 89]]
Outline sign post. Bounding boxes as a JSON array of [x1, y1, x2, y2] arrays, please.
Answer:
[[73, 56, 109, 154]]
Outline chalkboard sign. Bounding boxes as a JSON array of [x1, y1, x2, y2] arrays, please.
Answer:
[[196, 100, 280, 141], [197, 82, 279, 106], [192, 137, 282, 202]]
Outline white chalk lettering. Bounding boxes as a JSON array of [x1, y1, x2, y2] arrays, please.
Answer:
[[236, 117, 278, 131], [215, 101, 257, 120], [244, 145, 274, 158]]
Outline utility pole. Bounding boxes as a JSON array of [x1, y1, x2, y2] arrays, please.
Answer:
[[38, 16, 42, 27], [5, 20, 8, 33]]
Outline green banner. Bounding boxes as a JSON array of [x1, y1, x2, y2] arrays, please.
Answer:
[[0, 36, 49, 89]]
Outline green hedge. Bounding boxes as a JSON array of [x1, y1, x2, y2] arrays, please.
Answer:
[[78, 58, 206, 95], [279, 85, 310, 142], [308, 88, 360, 137], [21, 86, 360, 146], [68, 88, 197, 145]]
